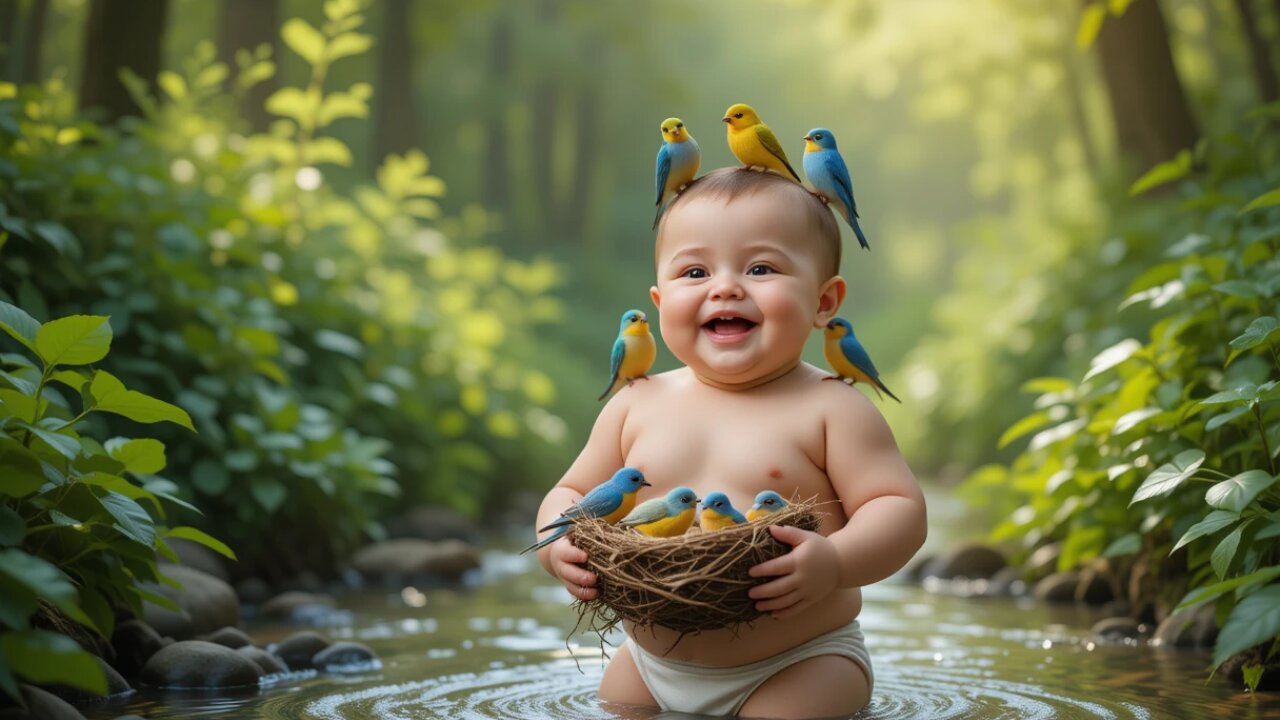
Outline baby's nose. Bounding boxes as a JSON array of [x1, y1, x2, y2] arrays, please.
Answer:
[[709, 277, 745, 300]]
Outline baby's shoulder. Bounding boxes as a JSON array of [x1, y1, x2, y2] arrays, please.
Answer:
[[799, 363, 887, 424], [606, 367, 692, 410]]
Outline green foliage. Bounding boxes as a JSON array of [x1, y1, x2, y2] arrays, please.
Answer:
[[966, 111, 1280, 688], [0, 0, 564, 579], [0, 303, 220, 702]]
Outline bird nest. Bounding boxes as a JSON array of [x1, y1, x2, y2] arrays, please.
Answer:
[[568, 501, 823, 637]]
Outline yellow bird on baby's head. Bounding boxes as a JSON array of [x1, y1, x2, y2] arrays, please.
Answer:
[[722, 103, 802, 183]]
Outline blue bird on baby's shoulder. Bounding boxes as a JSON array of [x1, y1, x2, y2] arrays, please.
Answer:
[[823, 317, 900, 403]]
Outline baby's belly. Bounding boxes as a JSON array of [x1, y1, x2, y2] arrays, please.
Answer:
[[626, 587, 862, 666]]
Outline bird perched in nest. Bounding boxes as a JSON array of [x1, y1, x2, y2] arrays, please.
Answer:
[[599, 309, 657, 401], [699, 491, 747, 531], [653, 117, 701, 229], [803, 127, 870, 250], [522, 467, 651, 553], [823, 317, 900, 403], [621, 486, 700, 537], [746, 491, 789, 522], [722, 103, 801, 182]]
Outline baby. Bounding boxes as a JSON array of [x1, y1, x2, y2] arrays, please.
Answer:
[[532, 167, 927, 719]]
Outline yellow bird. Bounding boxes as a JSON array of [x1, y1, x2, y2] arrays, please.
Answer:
[[699, 491, 747, 531], [620, 487, 700, 538], [722, 103, 802, 182], [598, 309, 658, 401]]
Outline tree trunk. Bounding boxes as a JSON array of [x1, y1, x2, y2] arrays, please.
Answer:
[[566, 46, 601, 253], [373, 0, 418, 170], [18, 0, 46, 85], [79, 0, 170, 123], [1061, 43, 1099, 177], [482, 14, 512, 222], [217, 0, 278, 132], [1232, 0, 1279, 104], [531, 0, 560, 246], [1090, 0, 1199, 172], [0, 0, 16, 82]]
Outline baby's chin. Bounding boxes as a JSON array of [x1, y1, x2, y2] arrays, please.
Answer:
[[687, 346, 797, 387]]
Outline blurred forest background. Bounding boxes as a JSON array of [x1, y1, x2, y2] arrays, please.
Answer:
[[3, 0, 1280, 695]]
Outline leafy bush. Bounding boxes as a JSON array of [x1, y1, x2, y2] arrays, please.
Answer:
[[0, 302, 232, 702], [966, 106, 1280, 689], [0, 0, 565, 578]]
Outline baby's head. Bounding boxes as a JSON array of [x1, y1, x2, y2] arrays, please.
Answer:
[[651, 168, 846, 389]]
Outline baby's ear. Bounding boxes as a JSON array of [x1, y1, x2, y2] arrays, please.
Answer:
[[814, 275, 846, 328], [650, 285, 661, 309]]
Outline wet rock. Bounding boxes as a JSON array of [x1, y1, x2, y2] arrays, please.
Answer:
[[235, 577, 273, 605], [903, 554, 935, 583], [1025, 542, 1062, 579], [1154, 603, 1218, 649], [985, 566, 1027, 597], [140, 640, 262, 688], [1033, 571, 1080, 604], [141, 565, 239, 640], [236, 646, 288, 675], [260, 591, 337, 623], [110, 620, 165, 680], [285, 570, 325, 594], [1091, 617, 1142, 644], [1076, 570, 1115, 605], [350, 539, 481, 581], [925, 544, 1006, 580], [167, 538, 230, 582], [202, 626, 252, 650], [273, 631, 331, 670], [312, 641, 378, 671], [0, 684, 86, 719], [43, 656, 130, 704], [385, 505, 481, 543]]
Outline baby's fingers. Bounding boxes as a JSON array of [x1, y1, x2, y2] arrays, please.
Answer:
[[748, 575, 799, 600], [553, 539, 589, 565], [559, 564, 597, 588], [755, 590, 802, 613], [749, 553, 794, 578]]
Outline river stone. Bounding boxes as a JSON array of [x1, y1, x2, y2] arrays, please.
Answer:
[[273, 631, 331, 670], [202, 626, 252, 650], [385, 505, 481, 542], [1033, 571, 1080, 604], [43, 656, 131, 704], [926, 544, 1006, 580], [312, 641, 378, 671], [984, 566, 1027, 597], [141, 565, 239, 640], [1154, 603, 1218, 649], [0, 685, 86, 720], [1025, 542, 1062, 579], [903, 554, 935, 583], [235, 577, 273, 605], [167, 538, 230, 582], [110, 620, 165, 679], [350, 539, 481, 581], [260, 591, 337, 622], [236, 646, 288, 675], [1076, 571, 1114, 605], [140, 641, 262, 688], [1091, 617, 1142, 644]]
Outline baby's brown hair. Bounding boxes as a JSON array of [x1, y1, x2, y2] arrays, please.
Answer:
[[655, 167, 842, 278]]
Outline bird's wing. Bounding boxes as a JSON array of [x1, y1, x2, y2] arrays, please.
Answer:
[[755, 125, 802, 181], [825, 153, 860, 218], [608, 336, 625, 380], [840, 335, 881, 378], [655, 145, 672, 205], [621, 499, 667, 526]]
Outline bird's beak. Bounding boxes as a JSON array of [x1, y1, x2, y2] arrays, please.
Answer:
[[641, 480, 652, 487], [827, 320, 837, 329], [721, 117, 731, 123], [803, 135, 813, 142]]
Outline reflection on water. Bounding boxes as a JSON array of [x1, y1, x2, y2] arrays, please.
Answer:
[[80, 490, 1280, 719]]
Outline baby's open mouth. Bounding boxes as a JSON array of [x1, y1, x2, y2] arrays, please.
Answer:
[[702, 316, 758, 337]]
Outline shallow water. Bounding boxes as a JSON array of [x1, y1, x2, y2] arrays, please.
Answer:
[[82, 491, 1280, 720]]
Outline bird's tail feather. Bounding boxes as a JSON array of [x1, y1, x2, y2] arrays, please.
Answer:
[[520, 525, 567, 555], [875, 377, 902, 403], [597, 376, 620, 401], [851, 216, 870, 250], [652, 201, 666, 230]]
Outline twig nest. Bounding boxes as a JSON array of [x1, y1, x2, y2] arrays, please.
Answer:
[[569, 501, 823, 635]]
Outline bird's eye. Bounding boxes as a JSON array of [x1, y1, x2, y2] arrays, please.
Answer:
[[683, 268, 707, 279], [748, 264, 772, 276], [734, 113, 743, 119], [676, 123, 683, 129], [815, 134, 823, 140], [629, 315, 638, 322]]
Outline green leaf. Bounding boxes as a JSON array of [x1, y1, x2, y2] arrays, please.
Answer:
[[1177, 566, 1280, 610], [1076, 2, 1107, 49], [1130, 449, 1206, 505], [0, 369, 36, 396], [49, 369, 91, 393], [0, 444, 46, 497], [1257, 520, 1280, 541], [998, 411, 1053, 449], [76, 472, 153, 504], [1214, 280, 1261, 299], [1211, 520, 1251, 578], [99, 493, 156, 548], [1059, 525, 1106, 570], [0, 301, 40, 355], [1201, 383, 1258, 406], [282, 18, 325, 64], [165, 526, 236, 560], [191, 459, 230, 494], [1206, 405, 1251, 431], [1173, 510, 1240, 552], [34, 315, 111, 367], [0, 629, 105, 694], [1083, 339, 1142, 382], [0, 549, 93, 627], [1239, 188, 1280, 215], [325, 32, 373, 61], [14, 422, 79, 460], [104, 437, 167, 475], [1229, 317, 1279, 354], [1130, 149, 1191, 196], [1205, 470, 1279, 513], [0, 571, 37, 629], [0, 505, 23, 545], [1214, 584, 1280, 667], [89, 371, 195, 430], [251, 479, 287, 513], [1102, 532, 1140, 558], [1112, 407, 1162, 435]]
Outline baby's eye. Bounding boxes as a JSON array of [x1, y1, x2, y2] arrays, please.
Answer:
[[682, 268, 707, 279], [748, 264, 773, 276]]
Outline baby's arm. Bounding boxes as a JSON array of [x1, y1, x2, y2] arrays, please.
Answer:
[[750, 390, 926, 617], [533, 396, 630, 601]]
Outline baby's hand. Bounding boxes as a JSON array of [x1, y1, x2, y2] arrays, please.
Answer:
[[747, 525, 840, 619], [545, 537, 598, 601]]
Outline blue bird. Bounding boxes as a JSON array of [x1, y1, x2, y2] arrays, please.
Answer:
[[746, 491, 788, 522], [653, 117, 701, 229], [522, 467, 652, 553], [823, 317, 900, 403], [599, 309, 657, 401], [699, 491, 748, 531], [803, 128, 870, 250]]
